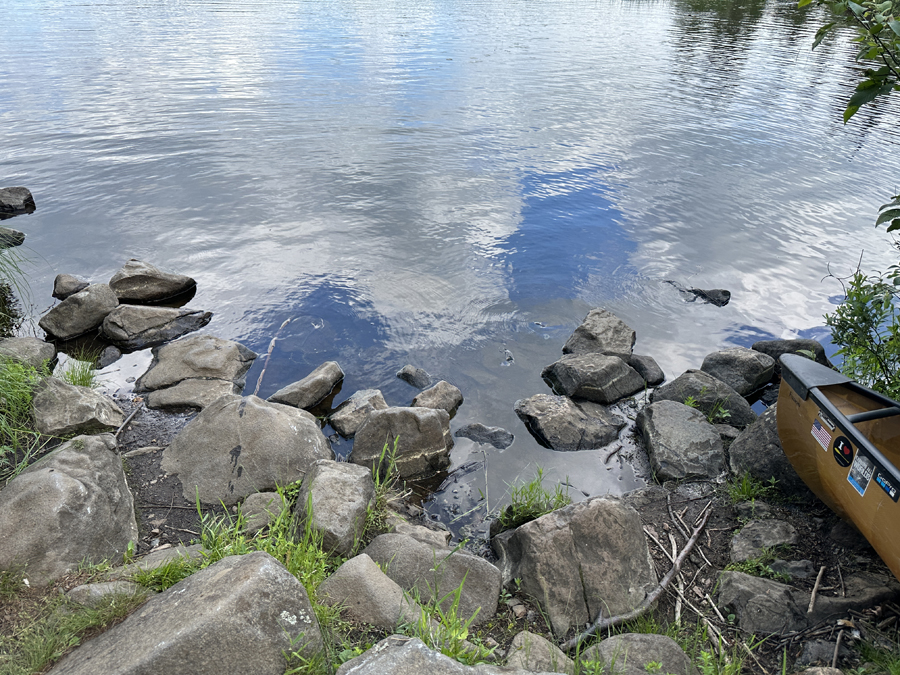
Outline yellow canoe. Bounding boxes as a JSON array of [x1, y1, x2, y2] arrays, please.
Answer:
[[776, 354, 900, 581]]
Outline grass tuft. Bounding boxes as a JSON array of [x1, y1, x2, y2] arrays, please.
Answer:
[[496, 467, 571, 532]]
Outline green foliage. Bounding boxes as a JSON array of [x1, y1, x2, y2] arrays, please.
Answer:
[[726, 473, 777, 504], [681, 388, 731, 424], [56, 349, 100, 389], [724, 546, 792, 582], [497, 467, 572, 531], [0, 356, 51, 484], [858, 638, 900, 675], [131, 556, 200, 592]]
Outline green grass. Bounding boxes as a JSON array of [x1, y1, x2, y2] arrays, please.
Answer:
[[56, 349, 100, 389], [726, 473, 777, 505], [723, 547, 791, 582], [0, 355, 52, 485], [496, 467, 572, 532]]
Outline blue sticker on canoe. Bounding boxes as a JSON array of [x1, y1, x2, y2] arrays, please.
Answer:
[[874, 469, 900, 502], [847, 451, 875, 497]]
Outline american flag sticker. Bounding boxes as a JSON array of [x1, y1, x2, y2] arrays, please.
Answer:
[[811, 419, 831, 450]]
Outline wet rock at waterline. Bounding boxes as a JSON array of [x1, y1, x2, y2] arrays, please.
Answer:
[[32, 377, 125, 437], [411, 380, 463, 415], [161, 395, 333, 505], [396, 364, 432, 389], [635, 400, 726, 481], [618, 352, 665, 386], [0, 336, 56, 370], [350, 407, 453, 479], [97, 345, 122, 368], [52, 274, 90, 300], [0, 186, 36, 214], [0, 434, 137, 585], [318, 554, 424, 629], [292, 460, 375, 557], [134, 334, 257, 403], [562, 308, 636, 355], [491, 496, 657, 636], [541, 353, 645, 404], [0, 227, 25, 247], [700, 346, 775, 396], [328, 389, 388, 438], [728, 407, 810, 496], [267, 360, 343, 410], [579, 633, 697, 675], [730, 519, 798, 563], [454, 423, 514, 449], [108, 258, 196, 303], [514, 394, 624, 451], [50, 552, 323, 675], [101, 305, 212, 351], [650, 369, 756, 428], [363, 533, 501, 626], [751, 338, 833, 372], [39, 283, 119, 340], [385, 512, 452, 548]]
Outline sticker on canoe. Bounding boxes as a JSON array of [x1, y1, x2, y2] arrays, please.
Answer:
[[811, 419, 832, 450], [874, 469, 899, 502], [832, 436, 854, 468], [847, 451, 874, 497]]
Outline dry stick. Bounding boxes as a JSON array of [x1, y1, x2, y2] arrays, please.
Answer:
[[809, 566, 827, 614], [675, 510, 713, 568], [706, 593, 727, 623], [115, 407, 141, 439], [694, 500, 713, 526], [561, 508, 712, 652], [604, 445, 622, 465], [832, 629, 844, 668], [643, 527, 676, 564], [667, 493, 690, 541], [252, 317, 293, 396], [837, 563, 845, 598]]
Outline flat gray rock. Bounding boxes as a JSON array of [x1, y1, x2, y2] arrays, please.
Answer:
[[135, 334, 256, 393], [541, 353, 645, 404], [514, 394, 624, 451], [618, 353, 665, 386], [411, 380, 463, 416], [562, 308, 636, 355], [650, 369, 756, 428], [635, 400, 726, 481], [715, 571, 808, 635], [50, 552, 323, 675], [0, 434, 137, 585], [161, 395, 333, 505], [506, 631, 574, 674], [53, 274, 90, 300], [144, 378, 241, 411], [108, 259, 196, 303], [701, 347, 775, 396], [0, 186, 35, 213], [267, 360, 343, 409], [292, 460, 374, 556], [329, 389, 388, 438], [101, 305, 212, 350], [579, 633, 697, 675], [0, 337, 55, 370], [730, 519, 798, 563], [350, 407, 453, 479], [397, 365, 432, 389], [454, 423, 514, 449], [492, 496, 657, 636], [39, 283, 119, 340], [32, 377, 124, 436]]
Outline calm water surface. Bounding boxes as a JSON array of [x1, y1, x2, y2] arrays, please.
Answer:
[[3, 0, 900, 533]]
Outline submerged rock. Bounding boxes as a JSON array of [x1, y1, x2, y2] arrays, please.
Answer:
[[396, 364, 432, 389], [108, 259, 196, 303], [514, 394, 623, 451], [454, 423, 514, 449], [267, 360, 343, 410], [101, 305, 212, 350], [350, 407, 453, 479]]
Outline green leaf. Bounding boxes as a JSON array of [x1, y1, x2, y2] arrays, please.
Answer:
[[888, 219, 900, 232], [876, 207, 900, 225], [848, 1, 867, 15], [813, 22, 836, 48], [844, 104, 861, 122], [889, 18, 900, 35], [799, 0, 813, 7]]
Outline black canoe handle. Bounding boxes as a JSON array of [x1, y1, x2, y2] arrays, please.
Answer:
[[847, 406, 900, 424]]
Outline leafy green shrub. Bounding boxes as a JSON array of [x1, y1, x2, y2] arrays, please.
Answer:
[[497, 467, 571, 532], [726, 474, 777, 504]]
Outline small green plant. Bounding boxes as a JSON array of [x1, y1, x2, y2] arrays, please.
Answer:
[[131, 556, 200, 592], [726, 473, 777, 504], [644, 661, 663, 673], [56, 349, 101, 389], [496, 467, 571, 532], [681, 387, 731, 424], [0, 356, 52, 484], [724, 547, 791, 582]]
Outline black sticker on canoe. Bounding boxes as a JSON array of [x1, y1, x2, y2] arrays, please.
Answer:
[[832, 436, 853, 467], [874, 469, 900, 502], [847, 450, 874, 497]]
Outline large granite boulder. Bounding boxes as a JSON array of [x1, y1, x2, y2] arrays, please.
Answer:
[[101, 305, 212, 350], [292, 460, 375, 556], [562, 309, 635, 355], [0, 434, 137, 584], [0, 186, 35, 214], [161, 395, 333, 505], [701, 347, 775, 396], [32, 377, 125, 436], [52, 274, 90, 301], [350, 407, 453, 479], [0, 337, 55, 370], [412, 380, 464, 416], [541, 354, 645, 404], [635, 400, 726, 481], [49, 552, 323, 674], [329, 389, 388, 438], [728, 407, 810, 495], [39, 283, 119, 340], [318, 554, 423, 628], [752, 338, 833, 372], [650, 369, 756, 428], [108, 259, 196, 303], [267, 361, 344, 409], [579, 633, 697, 675], [134, 334, 257, 409], [363, 533, 501, 626], [514, 394, 624, 451], [492, 496, 657, 635]]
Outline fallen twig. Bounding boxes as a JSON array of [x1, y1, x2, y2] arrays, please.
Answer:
[[604, 445, 622, 465], [253, 317, 292, 396], [667, 493, 690, 541], [809, 566, 827, 614], [832, 629, 843, 668], [115, 407, 141, 438], [561, 508, 712, 652]]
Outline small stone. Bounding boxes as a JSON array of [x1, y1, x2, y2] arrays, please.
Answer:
[[52, 274, 90, 301], [396, 365, 431, 389]]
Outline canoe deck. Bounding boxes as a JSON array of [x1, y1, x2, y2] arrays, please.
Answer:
[[776, 354, 900, 581]]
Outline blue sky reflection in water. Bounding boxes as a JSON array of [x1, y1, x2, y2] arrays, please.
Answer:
[[3, 0, 900, 533]]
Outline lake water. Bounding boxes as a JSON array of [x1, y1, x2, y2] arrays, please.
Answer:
[[3, 0, 899, 534]]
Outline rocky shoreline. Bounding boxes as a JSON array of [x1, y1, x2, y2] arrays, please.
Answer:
[[0, 187, 898, 675]]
